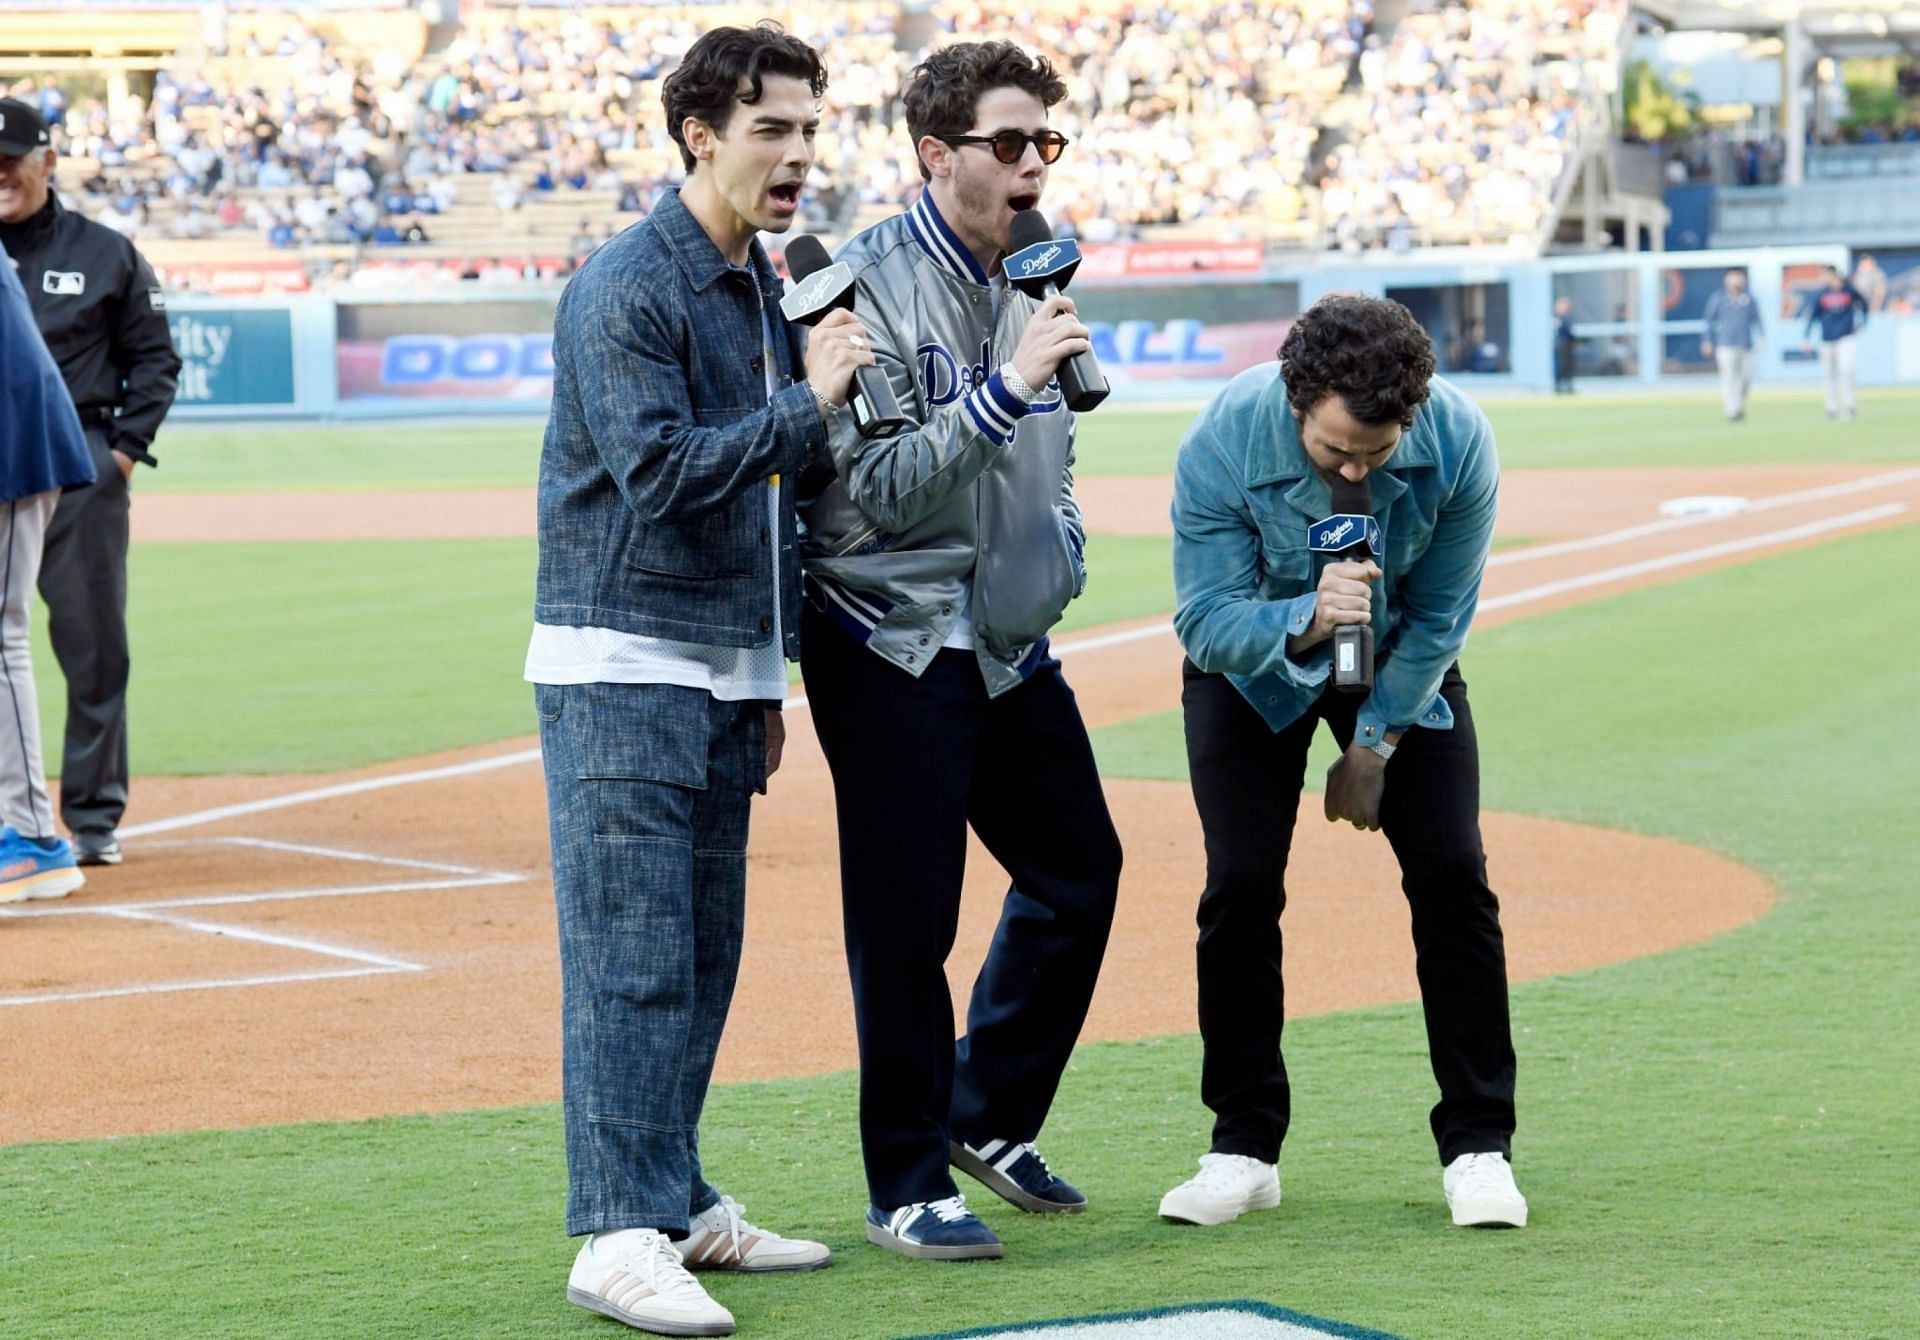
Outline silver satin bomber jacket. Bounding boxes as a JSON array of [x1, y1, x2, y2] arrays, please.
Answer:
[[798, 192, 1088, 698]]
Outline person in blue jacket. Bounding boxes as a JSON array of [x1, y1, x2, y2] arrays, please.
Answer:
[[1800, 264, 1869, 421], [0, 243, 95, 903], [1159, 295, 1528, 1233]]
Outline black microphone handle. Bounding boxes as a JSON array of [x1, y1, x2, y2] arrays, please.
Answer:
[[1330, 535, 1376, 695], [1057, 347, 1110, 413], [1331, 623, 1374, 695], [1039, 280, 1109, 413], [849, 363, 907, 440]]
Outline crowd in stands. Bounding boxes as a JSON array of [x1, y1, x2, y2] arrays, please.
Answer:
[[1315, 0, 1628, 250], [1659, 113, 1920, 189], [12, 0, 1631, 275], [925, 0, 1367, 237]]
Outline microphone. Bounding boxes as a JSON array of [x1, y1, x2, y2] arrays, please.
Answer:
[[1003, 209, 1110, 413], [1310, 476, 1378, 695], [779, 234, 905, 440]]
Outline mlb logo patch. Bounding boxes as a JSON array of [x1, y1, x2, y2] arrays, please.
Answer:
[[43, 271, 86, 296], [148, 287, 167, 311]]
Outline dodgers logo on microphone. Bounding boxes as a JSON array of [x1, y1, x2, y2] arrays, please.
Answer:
[[1308, 514, 1383, 553], [1006, 237, 1078, 281]]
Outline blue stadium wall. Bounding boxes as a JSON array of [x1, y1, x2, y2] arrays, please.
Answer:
[[166, 245, 1916, 420]]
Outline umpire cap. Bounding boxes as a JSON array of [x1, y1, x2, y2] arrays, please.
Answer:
[[0, 98, 52, 158]]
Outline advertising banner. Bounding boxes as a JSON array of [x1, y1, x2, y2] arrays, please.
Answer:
[[336, 300, 556, 401], [1072, 280, 1299, 385], [167, 308, 298, 406]]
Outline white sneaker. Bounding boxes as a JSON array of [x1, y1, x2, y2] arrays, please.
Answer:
[[1157, 1152, 1281, 1226], [567, 1228, 736, 1336], [1442, 1151, 1528, 1228], [680, 1195, 833, 1272]]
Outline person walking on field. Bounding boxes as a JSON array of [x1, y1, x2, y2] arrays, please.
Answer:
[[1551, 296, 1576, 394], [1800, 264, 1868, 421], [1701, 269, 1764, 423]]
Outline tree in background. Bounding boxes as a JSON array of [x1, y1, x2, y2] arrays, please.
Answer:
[[1622, 59, 1698, 144]]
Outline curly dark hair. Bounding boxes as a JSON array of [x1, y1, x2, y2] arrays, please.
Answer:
[[1278, 295, 1437, 428], [662, 23, 828, 172], [903, 42, 1067, 182]]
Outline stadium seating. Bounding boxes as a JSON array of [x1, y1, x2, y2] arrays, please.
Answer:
[[12, 0, 1636, 281]]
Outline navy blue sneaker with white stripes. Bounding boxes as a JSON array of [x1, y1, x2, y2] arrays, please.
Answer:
[[950, 1138, 1088, 1214], [864, 1194, 1004, 1261]]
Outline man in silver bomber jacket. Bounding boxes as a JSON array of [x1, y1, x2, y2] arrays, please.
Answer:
[[797, 41, 1122, 1264]]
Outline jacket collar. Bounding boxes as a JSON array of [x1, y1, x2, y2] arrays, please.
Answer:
[[906, 190, 991, 287], [651, 186, 775, 297], [0, 188, 61, 252], [1245, 369, 1437, 516]]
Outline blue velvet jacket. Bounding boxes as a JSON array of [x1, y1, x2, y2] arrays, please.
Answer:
[[1172, 364, 1498, 748]]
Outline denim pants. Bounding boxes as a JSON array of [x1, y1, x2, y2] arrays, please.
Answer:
[[800, 605, 1123, 1211], [1181, 659, 1516, 1166], [536, 679, 767, 1237]]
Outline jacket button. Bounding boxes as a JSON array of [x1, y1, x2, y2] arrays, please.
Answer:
[[942, 605, 952, 615], [919, 635, 930, 646], [906, 653, 916, 663], [759, 615, 772, 633], [750, 354, 765, 373]]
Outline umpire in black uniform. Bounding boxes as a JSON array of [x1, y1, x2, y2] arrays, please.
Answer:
[[0, 97, 180, 864]]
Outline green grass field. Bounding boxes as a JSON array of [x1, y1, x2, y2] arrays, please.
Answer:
[[28, 533, 1171, 776], [145, 386, 1920, 494], [6, 527, 1915, 1339], [4, 393, 1916, 1337]]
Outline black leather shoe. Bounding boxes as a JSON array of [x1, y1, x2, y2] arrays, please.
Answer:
[[73, 831, 122, 866]]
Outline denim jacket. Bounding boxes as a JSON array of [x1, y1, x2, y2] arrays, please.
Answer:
[[1172, 363, 1498, 748], [534, 188, 825, 655]]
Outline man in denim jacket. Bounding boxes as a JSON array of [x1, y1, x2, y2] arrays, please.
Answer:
[[526, 25, 871, 1337], [1159, 296, 1528, 1234]]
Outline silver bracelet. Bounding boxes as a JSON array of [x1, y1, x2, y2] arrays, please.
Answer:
[[810, 383, 841, 416], [1000, 363, 1039, 403]]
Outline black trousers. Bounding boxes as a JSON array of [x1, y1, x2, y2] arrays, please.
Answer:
[[37, 427, 131, 837], [1181, 659, 1516, 1166], [802, 604, 1122, 1211]]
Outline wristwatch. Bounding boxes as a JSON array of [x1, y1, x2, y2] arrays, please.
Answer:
[[1000, 363, 1040, 403]]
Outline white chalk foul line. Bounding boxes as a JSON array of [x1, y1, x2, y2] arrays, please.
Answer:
[[118, 747, 542, 839], [1480, 503, 1906, 611], [1489, 466, 1920, 568], [0, 966, 414, 1008], [115, 490, 1915, 839], [101, 906, 424, 972], [0, 835, 518, 1005], [0, 873, 523, 920], [211, 835, 520, 880]]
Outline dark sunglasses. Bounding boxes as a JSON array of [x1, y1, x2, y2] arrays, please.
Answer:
[[941, 129, 1070, 165]]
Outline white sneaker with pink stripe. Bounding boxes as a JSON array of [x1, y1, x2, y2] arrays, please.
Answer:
[[567, 1228, 735, 1336], [680, 1195, 833, 1272]]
